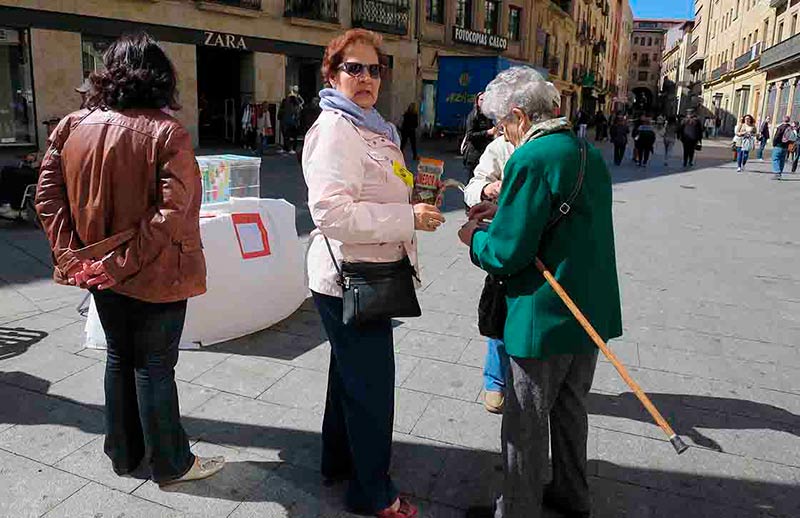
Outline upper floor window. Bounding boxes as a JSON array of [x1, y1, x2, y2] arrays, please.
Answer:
[[427, 0, 444, 23], [455, 0, 473, 29], [508, 6, 522, 41], [484, 0, 500, 35]]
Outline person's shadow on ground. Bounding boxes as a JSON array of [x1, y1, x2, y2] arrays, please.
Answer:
[[1, 371, 798, 517]]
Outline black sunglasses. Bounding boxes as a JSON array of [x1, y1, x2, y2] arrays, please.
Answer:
[[339, 62, 385, 79]]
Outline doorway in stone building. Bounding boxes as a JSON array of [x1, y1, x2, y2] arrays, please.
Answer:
[[197, 45, 253, 147]]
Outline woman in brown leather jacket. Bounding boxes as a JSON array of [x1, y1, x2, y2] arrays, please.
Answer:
[[35, 33, 224, 487]]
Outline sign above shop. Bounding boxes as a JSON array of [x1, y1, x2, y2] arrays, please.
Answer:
[[452, 27, 508, 51], [204, 31, 248, 50]]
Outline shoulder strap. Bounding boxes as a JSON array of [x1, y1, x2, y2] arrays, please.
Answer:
[[322, 235, 343, 285], [545, 137, 587, 231]]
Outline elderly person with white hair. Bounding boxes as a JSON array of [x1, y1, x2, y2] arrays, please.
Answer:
[[458, 67, 622, 518]]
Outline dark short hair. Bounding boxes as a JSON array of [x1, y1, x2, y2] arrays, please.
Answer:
[[85, 32, 180, 111]]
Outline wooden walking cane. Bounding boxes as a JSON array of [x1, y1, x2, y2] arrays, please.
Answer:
[[534, 257, 689, 455]]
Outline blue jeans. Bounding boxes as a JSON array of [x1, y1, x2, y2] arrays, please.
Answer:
[[484, 338, 510, 392], [757, 140, 767, 159], [737, 148, 750, 168], [92, 290, 194, 484], [773, 146, 788, 174]]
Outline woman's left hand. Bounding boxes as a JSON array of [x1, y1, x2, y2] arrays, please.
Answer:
[[458, 220, 480, 246], [81, 260, 118, 290]]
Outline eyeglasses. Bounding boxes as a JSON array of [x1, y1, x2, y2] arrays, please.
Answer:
[[339, 62, 385, 79]]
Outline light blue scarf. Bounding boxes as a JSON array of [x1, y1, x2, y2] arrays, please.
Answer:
[[318, 88, 400, 146]]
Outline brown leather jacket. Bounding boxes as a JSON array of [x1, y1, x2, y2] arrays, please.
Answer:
[[36, 108, 207, 303]]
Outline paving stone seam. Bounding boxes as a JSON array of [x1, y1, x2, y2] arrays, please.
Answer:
[[35, 479, 92, 518], [183, 353, 233, 383], [1, 301, 83, 329], [254, 365, 297, 400], [615, 363, 800, 396], [634, 322, 798, 349], [632, 339, 798, 368]]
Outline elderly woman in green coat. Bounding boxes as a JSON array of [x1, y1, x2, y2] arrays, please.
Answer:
[[458, 67, 622, 518]]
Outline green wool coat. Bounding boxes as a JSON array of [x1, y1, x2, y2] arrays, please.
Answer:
[[470, 130, 623, 359]]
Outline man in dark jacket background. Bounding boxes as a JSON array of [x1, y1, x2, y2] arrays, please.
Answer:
[[679, 112, 703, 168], [463, 92, 496, 179]]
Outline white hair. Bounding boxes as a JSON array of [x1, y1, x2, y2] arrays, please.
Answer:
[[481, 67, 561, 122]]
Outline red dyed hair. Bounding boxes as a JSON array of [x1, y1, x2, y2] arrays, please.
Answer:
[[321, 29, 385, 83]]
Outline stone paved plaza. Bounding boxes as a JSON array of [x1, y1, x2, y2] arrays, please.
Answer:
[[0, 139, 798, 517]]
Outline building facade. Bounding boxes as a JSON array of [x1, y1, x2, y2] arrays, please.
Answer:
[[0, 0, 419, 153], [759, 0, 800, 126], [660, 20, 694, 116], [629, 19, 685, 113], [700, 0, 771, 135]]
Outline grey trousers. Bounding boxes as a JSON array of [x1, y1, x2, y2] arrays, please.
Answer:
[[495, 351, 599, 518]]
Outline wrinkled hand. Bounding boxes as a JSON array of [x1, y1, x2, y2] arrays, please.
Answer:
[[487, 127, 498, 137], [482, 181, 502, 201], [468, 201, 498, 222], [413, 203, 446, 232], [458, 220, 481, 246], [67, 260, 94, 289]]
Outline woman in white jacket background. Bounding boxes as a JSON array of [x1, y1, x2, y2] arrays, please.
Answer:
[[464, 134, 515, 413]]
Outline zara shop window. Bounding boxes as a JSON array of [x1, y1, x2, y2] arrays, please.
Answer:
[[0, 28, 35, 147]]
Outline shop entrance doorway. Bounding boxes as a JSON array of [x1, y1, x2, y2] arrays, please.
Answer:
[[197, 46, 250, 147]]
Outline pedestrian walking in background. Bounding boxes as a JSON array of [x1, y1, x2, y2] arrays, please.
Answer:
[[304, 29, 446, 518], [463, 92, 496, 179], [663, 115, 679, 167], [400, 103, 420, 161], [771, 116, 793, 180], [633, 115, 656, 167], [609, 114, 629, 166], [463, 134, 515, 413], [758, 117, 771, 160], [458, 66, 622, 518], [714, 115, 722, 138], [734, 115, 757, 173], [594, 110, 608, 141], [704, 116, 715, 139], [35, 32, 225, 488], [576, 110, 590, 139], [680, 112, 703, 168], [791, 121, 800, 173]]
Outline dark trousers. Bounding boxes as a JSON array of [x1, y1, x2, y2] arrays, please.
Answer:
[[613, 143, 626, 165], [496, 351, 599, 518], [635, 143, 651, 165], [312, 291, 398, 513], [682, 140, 697, 166], [282, 125, 298, 151], [93, 290, 194, 484], [401, 130, 418, 159]]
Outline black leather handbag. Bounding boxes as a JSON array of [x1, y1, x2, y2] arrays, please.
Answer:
[[324, 236, 421, 326], [477, 138, 587, 340]]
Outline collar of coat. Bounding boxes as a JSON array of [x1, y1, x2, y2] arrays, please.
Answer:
[[518, 117, 573, 148]]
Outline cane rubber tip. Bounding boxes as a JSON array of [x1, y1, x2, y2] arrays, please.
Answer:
[[670, 435, 689, 455]]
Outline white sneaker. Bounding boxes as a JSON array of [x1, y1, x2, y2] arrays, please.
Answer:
[[737, 167, 742, 172]]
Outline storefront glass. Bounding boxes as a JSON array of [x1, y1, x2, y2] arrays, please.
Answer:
[[0, 27, 35, 147], [82, 35, 113, 78]]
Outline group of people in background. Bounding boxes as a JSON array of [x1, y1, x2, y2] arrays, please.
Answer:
[[605, 111, 702, 169]]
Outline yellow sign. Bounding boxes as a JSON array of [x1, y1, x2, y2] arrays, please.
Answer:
[[392, 161, 415, 188]]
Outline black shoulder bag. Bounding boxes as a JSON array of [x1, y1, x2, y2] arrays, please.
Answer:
[[324, 236, 421, 326], [477, 138, 588, 339]]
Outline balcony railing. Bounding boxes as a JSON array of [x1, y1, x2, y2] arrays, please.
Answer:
[[760, 32, 800, 70], [284, 0, 339, 23], [201, 0, 261, 9], [352, 0, 410, 35], [710, 62, 728, 81], [689, 38, 699, 58], [733, 42, 761, 70]]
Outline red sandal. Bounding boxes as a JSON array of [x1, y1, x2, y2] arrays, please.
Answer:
[[376, 496, 418, 518]]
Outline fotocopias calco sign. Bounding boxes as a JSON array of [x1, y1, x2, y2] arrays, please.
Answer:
[[452, 27, 508, 51]]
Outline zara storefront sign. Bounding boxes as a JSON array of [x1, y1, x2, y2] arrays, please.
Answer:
[[452, 27, 508, 51], [203, 31, 248, 50]]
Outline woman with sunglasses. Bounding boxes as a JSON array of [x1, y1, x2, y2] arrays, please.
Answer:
[[302, 29, 444, 518]]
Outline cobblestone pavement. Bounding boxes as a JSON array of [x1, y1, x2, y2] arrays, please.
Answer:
[[0, 137, 798, 517]]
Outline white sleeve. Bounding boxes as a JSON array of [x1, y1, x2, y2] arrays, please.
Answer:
[[464, 139, 510, 207]]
